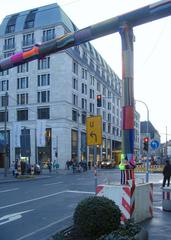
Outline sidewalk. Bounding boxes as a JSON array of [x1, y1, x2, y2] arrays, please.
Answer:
[[142, 183, 171, 240]]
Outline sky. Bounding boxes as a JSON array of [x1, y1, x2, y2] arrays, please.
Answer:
[[0, 0, 171, 143]]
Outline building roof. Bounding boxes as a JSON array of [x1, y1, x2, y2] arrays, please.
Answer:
[[140, 121, 160, 137], [0, 3, 76, 36]]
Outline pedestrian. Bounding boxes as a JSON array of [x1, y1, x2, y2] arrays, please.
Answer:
[[47, 161, 52, 173], [162, 160, 171, 188], [11, 160, 15, 176], [88, 160, 91, 170], [66, 160, 70, 170]]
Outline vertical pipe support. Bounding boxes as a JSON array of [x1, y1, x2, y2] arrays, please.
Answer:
[[119, 24, 135, 165]]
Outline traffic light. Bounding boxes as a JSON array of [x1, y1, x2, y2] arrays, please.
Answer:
[[97, 95, 102, 107], [143, 137, 149, 151]]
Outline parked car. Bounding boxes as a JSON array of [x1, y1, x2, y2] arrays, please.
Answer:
[[101, 160, 116, 169]]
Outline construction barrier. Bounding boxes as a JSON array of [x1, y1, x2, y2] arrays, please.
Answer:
[[162, 187, 171, 211], [96, 183, 153, 223], [135, 164, 164, 173]]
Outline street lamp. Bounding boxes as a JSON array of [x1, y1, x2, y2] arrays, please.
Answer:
[[135, 99, 150, 183]]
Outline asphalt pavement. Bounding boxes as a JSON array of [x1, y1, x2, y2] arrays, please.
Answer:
[[0, 169, 170, 240]]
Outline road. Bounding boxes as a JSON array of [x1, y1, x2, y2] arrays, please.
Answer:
[[0, 169, 163, 240]]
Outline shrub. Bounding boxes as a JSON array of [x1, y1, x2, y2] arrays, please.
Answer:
[[73, 196, 121, 240], [98, 220, 141, 240]]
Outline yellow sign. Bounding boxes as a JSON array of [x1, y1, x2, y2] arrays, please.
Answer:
[[86, 115, 102, 145]]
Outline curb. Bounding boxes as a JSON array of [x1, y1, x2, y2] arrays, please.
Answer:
[[0, 175, 52, 184]]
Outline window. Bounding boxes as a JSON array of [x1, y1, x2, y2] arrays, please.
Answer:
[[72, 94, 78, 106], [81, 83, 87, 94], [103, 111, 106, 120], [0, 70, 9, 76], [17, 63, 29, 73], [17, 109, 28, 121], [4, 51, 14, 58], [42, 29, 55, 42], [37, 74, 50, 86], [108, 123, 111, 134], [72, 77, 78, 90], [90, 103, 94, 114], [72, 61, 78, 75], [17, 77, 28, 89], [82, 112, 86, 125], [37, 91, 50, 103], [103, 122, 106, 132], [82, 68, 87, 80], [103, 87, 106, 96], [108, 102, 111, 110], [38, 57, 50, 69], [6, 25, 15, 34], [103, 98, 106, 108], [72, 109, 78, 122], [82, 51, 88, 62], [24, 9, 37, 29], [23, 33, 34, 46], [108, 113, 111, 122], [1, 80, 8, 91], [25, 20, 34, 29], [17, 93, 28, 105], [89, 89, 94, 99], [90, 75, 95, 86], [37, 107, 50, 119], [81, 98, 87, 110], [1, 95, 8, 107], [0, 111, 8, 122], [4, 37, 15, 50]]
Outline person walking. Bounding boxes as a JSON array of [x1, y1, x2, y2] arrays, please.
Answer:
[[11, 160, 15, 176], [162, 160, 171, 188], [47, 160, 52, 173]]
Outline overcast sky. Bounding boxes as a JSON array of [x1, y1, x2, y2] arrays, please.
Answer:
[[1, 0, 171, 143]]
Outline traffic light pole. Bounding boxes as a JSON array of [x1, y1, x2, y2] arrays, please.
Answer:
[[135, 99, 149, 182]]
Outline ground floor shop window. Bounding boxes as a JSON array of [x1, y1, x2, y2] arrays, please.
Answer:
[[71, 129, 78, 161]]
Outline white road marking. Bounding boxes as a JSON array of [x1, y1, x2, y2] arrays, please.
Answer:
[[0, 209, 33, 226], [0, 189, 94, 210], [153, 206, 162, 210], [16, 215, 73, 240], [67, 190, 94, 194], [0, 188, 19, 193], [44, 182, 63, 186], [0, 191, 66, 210]]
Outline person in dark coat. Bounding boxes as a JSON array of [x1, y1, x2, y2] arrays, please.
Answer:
[[162, 160, 171, 187]]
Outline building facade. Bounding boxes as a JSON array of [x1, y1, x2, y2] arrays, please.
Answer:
[[0, 4, 140, 169]]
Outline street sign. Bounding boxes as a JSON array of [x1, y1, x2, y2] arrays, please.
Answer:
[[86, 115, 102, 145], [150, 140, 159, 150]]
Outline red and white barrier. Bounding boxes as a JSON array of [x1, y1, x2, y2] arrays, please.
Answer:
[[96, 183, 153, 223], [162, 187, 171, 211]]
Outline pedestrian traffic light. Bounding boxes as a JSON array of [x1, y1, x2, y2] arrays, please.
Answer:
[[97, 95, 102, 107], [143, 137, 149, 151]]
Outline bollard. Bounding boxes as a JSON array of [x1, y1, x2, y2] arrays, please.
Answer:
[[162, 187, 171, 211]]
